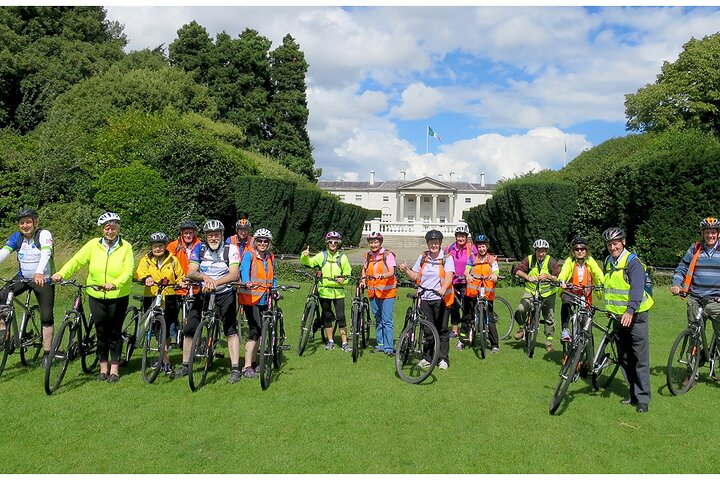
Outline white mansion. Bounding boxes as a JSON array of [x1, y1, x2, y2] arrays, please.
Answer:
[[318, 172, 495, 236]]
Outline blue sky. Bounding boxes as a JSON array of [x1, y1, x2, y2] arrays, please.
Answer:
[[105, 5, 720, 184]]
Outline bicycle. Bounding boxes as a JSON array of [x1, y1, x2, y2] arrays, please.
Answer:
[[258, 284, 300, 390], [522, 280, 558, 358], [296, 269, 334, 355], [43, 280, 103, 395], [349, 276, 372, 362], [395, 282, 441, 384], [0, 277, 43, 379], [548, 286, 604, 414], [589, 313, 621, 391], [465, 275, 512, 359], [666, 294, 720, 395]]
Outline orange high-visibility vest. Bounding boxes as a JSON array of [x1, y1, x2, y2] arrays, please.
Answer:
[[237, 252, 274, 306], [417, 252, 454, 307], [466, 254, 497, 300], [680, 242, 703, 297], [363, 249, 397, 299], [570, 261, 593, 304]]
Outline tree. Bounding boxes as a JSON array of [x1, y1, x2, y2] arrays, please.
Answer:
[[625, 33, 720, 135], [168, 20, 213, 82]]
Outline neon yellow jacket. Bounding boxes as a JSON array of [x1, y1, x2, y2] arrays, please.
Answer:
[[300, 249, 351, 299], [134, 251, 186, 297], [56, 237, 135, 299], [557, 256, 604, 285]]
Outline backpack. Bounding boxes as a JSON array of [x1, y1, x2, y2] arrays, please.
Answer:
[[364, 249, 402, 281], [321, 249, 345, 269], [605, 252, 653, 296], [14, 229, 44, 251], [199, 244, 230, 265]]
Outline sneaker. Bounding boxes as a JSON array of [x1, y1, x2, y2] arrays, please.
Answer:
[[561, 329, 571, 342], [96, 372, 109, 382], [341, 343, 351, 353], [373, 346, 384, 353], [456, 340, 464, 351], [228, 369, 242, 384], [242, 366, 257, 378], [449, 331, 458, 338], [325, 341, 335, 350], [711, 372, 720, 382], [173, 365, 189, 379], [417, 358, 432, 369], [491, 346, 500, 353], [151, 360, 160, 369], [514, 329, 525, 340], [438, 359, 449, 370], [384, 349, 395, 356], [162, 363, 172, 376], [107, 374, 120, 383], [545, 338, 553, 353]]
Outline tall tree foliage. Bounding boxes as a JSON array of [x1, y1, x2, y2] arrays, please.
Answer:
[[0, 6, 126, 132]]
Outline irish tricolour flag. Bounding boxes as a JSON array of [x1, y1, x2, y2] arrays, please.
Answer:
[[427, 126, 442, 142]]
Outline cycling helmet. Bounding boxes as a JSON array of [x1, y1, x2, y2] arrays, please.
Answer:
[[149, 232, 169, 244], [454, 224, 470, 236], [179, 220, 198, 231], [203, 219, 224, 233], [235, 218, 252, 230], [533, 239, 550, 249], [97, 212, 121, 226], [571, 236, 588, 246], [602, 227, 626, 242], [700, 217, 720, 231], [16, 208, 38, 220], [474, 234, 489, 244], [425, 229, 443, 242], [367, 231, 384, 242], [325, 231, 342, 241], [253, 228, 273, 240]]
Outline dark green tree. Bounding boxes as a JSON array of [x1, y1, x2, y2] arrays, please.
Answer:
[[168, 20, 213, 82]]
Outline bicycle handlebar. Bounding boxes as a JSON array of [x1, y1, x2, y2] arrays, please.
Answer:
[[56, 279, 106, 291]]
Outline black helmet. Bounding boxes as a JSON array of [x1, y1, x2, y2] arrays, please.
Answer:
[[17, 208, 38, 220], [425, 229, 443, 242], [149, 232, 169, 244], [571, 236, 587, 246], [179, 220, 198, 231], [602, 227, 626, 242]]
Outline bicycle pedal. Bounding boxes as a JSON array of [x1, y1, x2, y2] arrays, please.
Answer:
[[279, 345, 291, 351]]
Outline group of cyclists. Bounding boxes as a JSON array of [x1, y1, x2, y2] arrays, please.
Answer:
[[1, 206, 719, 413]]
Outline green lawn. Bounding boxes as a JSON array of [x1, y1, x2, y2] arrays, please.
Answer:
[[0, 282, 715, 473]]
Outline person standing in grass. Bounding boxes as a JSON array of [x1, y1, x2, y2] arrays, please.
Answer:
[[445, 224, 477, 344], [300, 231, 352, 352], [462, 234, 500, 353], [51, 212, 134, 383], [360, 231, 397, 355], [398, 229, 454, 370]]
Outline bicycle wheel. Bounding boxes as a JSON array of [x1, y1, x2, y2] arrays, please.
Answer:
[[478, 308, 487, 360], [188, 319, 212, 392], [80, 317, 98, 374], [494, 296, 514, 340], [19, 305, 42, 366], [525, 307, 540, 358], [259, 313, 273, 390], [0, 309, 15, 379], [141, 314, 167, 384], [120, 306, 139, 367], [44, 319, 77, 395], [273, 308, 285, 370], [351, 302, 360, 363], [395, 317, 440, 384], [591, 332, 620, 390], [297, 298, 316, 356], [549, 338, 586, 415], [361, 298, 371, 349], [667, 328, 701, 396]]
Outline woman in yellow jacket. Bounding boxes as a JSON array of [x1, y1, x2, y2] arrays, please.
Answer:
[[52, 212, 134, 383], [134, 232, 187, 375]]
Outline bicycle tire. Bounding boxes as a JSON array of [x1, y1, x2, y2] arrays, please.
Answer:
[[525, 306, 540, 358], [0, 310, 14, 379], [494, 296, 515, 340], [478, 308, 487, 360], [666, 328, 700, 396], [297, 298, 316, 356], [141, 314, 166, 384], [259, 312, 273, 390], [19, 305, 42, 366], [273, 308, 285, 370], [361, 298, 371, 349], [549, 337, 586, 414], [80, 316, 98, 374], [120, 306, 139, 367], [188, 319, 212, 392], [44, 318, 76, 395], [351, 302, 360, 363], [395, 316, 440, 384], [591, 332, 620, 390]]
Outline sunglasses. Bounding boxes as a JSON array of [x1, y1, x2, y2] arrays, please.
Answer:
[[255, 239, 269, 244], [327, 240, 340, 244], [574, 247, 587, 252]]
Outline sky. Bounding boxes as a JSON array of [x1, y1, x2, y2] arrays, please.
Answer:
[[104, 5, 720, 185]]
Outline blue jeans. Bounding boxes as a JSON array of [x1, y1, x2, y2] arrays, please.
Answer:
[[370, 296, 395, 352]]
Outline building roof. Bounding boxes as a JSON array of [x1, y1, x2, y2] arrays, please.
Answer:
[[318, 176, 495, 193]]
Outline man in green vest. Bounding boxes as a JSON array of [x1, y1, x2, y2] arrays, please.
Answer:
[[513, 238, 560, 353], [602, 227, 654, 413]]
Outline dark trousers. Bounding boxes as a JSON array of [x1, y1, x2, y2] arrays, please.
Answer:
[[142, 295, 179, 333], [420, 299, 450, 364], [320, 297, 346, 329], [0, 274, 55, 326], [183, 291, 237, 337], [242, 304, 268, 341], [449, 284, 466, 326], [462, 296, 499, 348], [88, 295, 129, 364], [616, 310, 651, 404]]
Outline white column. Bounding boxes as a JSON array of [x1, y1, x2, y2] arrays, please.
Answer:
[[432, 194, 438, 223], [398, 194, 404, 222], [448, 194, 454, 222], [415, 194, 421, 222]]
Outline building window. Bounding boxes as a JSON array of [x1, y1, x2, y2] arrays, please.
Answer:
[[439, 216, 446, 223], [382, 213, 391, 221], [422, 216, 430, 222], [355, 195, 362, 201], [407, 215, 414, 222], [382, 196, 389, 202], [465, 197, 472, 204], [408, 197, 415, 203], [338, 194, 345, 201], [423, 197, 430, 203], [439, 198, 446, 203]]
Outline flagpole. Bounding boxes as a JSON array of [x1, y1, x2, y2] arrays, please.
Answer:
[[563, 136, 567, 167], [426, 125, 429, 155]]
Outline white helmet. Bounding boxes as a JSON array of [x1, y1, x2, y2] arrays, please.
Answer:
[[253, 228, 273, 240], [533, 238, 550, 249], [203, 219, 224, 233], [455, 224, 470, 235], [97, 212, 121, 226]]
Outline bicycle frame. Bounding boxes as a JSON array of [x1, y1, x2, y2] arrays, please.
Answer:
[[0, 278, 35, 349]]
